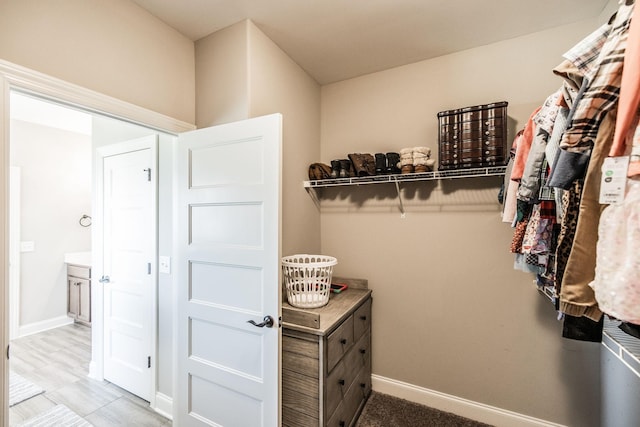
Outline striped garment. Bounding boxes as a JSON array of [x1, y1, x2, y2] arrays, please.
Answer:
[[559, 0, 635, 153], [563, 23, 611, 79]]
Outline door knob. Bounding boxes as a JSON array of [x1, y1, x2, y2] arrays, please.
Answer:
[[247, 315, 274, 328], [99, 275, 110, 283]]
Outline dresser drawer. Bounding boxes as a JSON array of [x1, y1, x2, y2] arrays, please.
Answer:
[[326, 368, 371, 427], [326, 359, 349, 418], [479, 138, 505, 148], [345, 331, 371, 374], [461, 127, 504, 141], [67, 265, 90, 279], [439, 142, 459, 153], [460, 139, 481, 150], [459, 148, 483, 158], [459, 117, 504, 130], [353, 300, 371, 341], [482, 146, 505, 157], [439, 151, 459, 162], [459, 109, 485, 122], [440, 159, 460, 168], [326, 330, 371, 422], [440, 125, 458, 139], [326, 315, 354, 373]]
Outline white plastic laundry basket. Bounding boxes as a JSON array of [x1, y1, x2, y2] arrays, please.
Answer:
[[282, 254, 337, 308]]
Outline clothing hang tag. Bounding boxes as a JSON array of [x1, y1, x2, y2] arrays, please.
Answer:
[[600, 156, 630, 204]]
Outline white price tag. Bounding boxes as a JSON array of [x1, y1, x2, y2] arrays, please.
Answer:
[[600, 156, 629, 204]]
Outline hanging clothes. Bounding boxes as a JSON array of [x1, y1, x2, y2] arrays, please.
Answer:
[[559, 2, 632, 153], [554, 180, 583, 301], [589, 1, 640, 324], [517, 90, 562, 202], [544, 105, 570, 219], [502, 131, 523, 224], [591, 177, 640, 323], [559, 111, 616, 322], [609, 0, 640, 173], [553, 0, 633, 339], [502, 0, 640, 341], [511, 107, 541, 181], [548, 3, 632, 190]]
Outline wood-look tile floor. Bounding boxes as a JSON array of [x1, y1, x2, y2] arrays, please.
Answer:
[[9, 323, 171, 426]]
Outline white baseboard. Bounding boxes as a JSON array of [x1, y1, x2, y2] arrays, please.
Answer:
[[153, 392, 172, 420], [87, 360, 102, 382], [371, 375, 566, 427], [18, 315, 74, 338]]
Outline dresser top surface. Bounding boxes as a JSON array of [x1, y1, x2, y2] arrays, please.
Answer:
[[282, 287, 371, 336]]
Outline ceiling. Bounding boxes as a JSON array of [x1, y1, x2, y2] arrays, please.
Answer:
[[10, 92, 92, 135], [131, 0, 611, 84]]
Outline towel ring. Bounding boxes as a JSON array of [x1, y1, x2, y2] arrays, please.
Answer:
[[79, 214, 92, 227]]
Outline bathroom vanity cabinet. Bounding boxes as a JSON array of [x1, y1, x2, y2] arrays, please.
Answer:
[[67, 264, 91, 325]]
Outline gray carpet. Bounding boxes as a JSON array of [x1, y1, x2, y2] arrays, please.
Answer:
[[357, 392, 493, 427]]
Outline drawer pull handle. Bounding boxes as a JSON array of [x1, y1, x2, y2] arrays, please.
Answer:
[[339, 422, 345, 427], [340, 338, 347, 345], [360, 382, 366, 388], [338, 379, 345, 386], [360, 348, 366, 354], [359, 315, 367, 320]]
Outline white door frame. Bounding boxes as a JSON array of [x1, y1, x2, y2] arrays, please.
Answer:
[[0, 60, 195, 426], [8, 166, 20, 341]]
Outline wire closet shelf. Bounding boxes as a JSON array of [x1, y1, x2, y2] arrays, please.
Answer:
[[303, 166, 507, 188]]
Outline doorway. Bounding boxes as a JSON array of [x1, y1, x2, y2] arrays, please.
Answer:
[[0, 62, 196, 424], [6, 90, 165, 421], [9, 91, 92, 340]]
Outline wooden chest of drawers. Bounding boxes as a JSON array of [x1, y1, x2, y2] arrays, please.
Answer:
[[437, 101, 508, 170], [282, 279, 372, 427]]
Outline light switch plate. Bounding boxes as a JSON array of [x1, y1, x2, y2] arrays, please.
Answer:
[[159, 256, 171, 274], [20, 241, 35, 252]]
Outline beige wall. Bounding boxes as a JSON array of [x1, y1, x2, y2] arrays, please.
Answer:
[[11, 120, 91, 327], [195, 21, 250, 128], [0, 0, 195, 124], [246, 21, 321, 256], [195, 20, 321, 256], [320, 18, 607, 426]]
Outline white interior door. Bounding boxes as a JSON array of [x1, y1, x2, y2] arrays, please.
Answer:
[[102, 136, 157, 401], [175, 114, 282, 426]]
